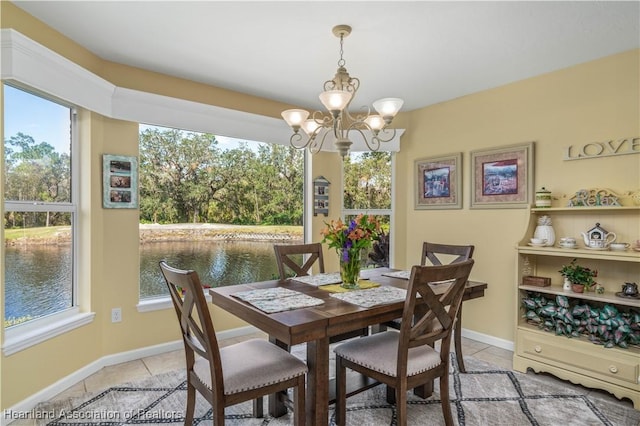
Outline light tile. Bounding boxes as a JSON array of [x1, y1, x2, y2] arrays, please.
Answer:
[[142, 349, 185, 376], [471, 345, 514, 370], [84, 359, 151, 392], [460, 336, 490, 356]]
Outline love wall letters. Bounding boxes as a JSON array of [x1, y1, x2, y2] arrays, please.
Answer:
[[564, 137, 639, 160]]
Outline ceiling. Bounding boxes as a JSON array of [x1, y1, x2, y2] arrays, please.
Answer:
[[11, 1, 640, 113]]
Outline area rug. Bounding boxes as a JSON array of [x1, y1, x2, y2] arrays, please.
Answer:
[[26, 351, 639, 426]]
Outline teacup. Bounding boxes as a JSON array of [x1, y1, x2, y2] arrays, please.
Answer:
[[559, 242, 577, 248], [610, 242, 630, 251], [622, 282, 638, 296], [559, 237, 576, 244], [530, 238, 546, 245]]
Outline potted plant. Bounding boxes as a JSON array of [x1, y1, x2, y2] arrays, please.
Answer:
[[559, 258, 597, 293]]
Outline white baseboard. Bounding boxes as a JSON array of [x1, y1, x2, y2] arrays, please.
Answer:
[[2, 326, 259, 426], [461, 327, 514, 352]]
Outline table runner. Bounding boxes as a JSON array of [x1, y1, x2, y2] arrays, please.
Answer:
[[232, 287, 324, 313], [319, 280, 381, 293], [330, 286, 407, 308]]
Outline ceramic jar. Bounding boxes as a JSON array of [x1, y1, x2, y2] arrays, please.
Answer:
[[534, 215, 555, 246], [535, 187, 552, 208]]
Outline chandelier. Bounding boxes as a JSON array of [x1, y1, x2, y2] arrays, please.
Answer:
[[281, 25, 403, 157]]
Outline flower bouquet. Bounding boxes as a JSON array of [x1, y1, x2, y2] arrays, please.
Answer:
[[321, 214, 381, 289]]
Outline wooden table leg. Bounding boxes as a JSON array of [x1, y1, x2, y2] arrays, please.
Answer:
[[307, 336, 330, 426], [268, 336, 289, 417]]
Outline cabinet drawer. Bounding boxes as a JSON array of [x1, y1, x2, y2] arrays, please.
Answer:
[[517, 329, 639, 386]]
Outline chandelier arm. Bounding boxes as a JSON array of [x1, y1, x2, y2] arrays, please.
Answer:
[[372, 127, 397, 143], [309, 130, 331, 154], [349, 127, 381, 152], [288, 132, 312, 151], [342, 105, 371, 124]]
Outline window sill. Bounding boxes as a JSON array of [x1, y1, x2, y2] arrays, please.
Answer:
[[137, 292, 211, 313], [2, 311, 96, 356]]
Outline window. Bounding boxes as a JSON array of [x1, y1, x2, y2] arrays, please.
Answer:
[[343, 151, 393, 267], [138, 126, 304, 303], [3, 84, 77, 329]]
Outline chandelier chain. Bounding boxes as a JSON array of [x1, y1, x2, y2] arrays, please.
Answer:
[[338, 34, 346, 68]]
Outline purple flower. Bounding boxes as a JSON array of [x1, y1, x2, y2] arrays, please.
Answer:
[[342, 248, 349, 262]]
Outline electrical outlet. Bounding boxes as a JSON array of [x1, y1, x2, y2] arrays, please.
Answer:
[[111, 308, 122, 323]]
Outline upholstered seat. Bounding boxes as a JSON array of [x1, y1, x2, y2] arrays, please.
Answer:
[[159, 261, 307, 426], [334, 260, 475, 426], [384, 241, 474, 372]]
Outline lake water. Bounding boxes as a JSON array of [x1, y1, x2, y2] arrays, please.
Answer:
[[5, 240, 300, 322]]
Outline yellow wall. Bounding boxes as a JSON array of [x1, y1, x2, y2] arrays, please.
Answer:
[[396, 49, 640, 340], [2, 1, 639, 411]]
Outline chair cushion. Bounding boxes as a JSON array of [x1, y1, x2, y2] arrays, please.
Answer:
[[334, 331, 441, 377], [193, 338, 307, 395]]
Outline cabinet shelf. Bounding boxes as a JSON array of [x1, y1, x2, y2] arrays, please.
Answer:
[[517, 246, 640, 262], [518, 284, 640, 308], [531, 206, 640, 213], [515, 205, 640, 408]]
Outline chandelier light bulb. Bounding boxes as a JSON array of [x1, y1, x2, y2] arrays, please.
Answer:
[[281, 109, 309, 130], [372, 98, 404, 120], [364, 114, 385, 132], [319, 90, 352, 115], [302, 119, 321, 136]]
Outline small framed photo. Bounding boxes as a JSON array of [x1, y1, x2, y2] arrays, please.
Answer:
[[103, 154, 138, 208], [470, 142, 534, 209], [415, 153, 462, 209]]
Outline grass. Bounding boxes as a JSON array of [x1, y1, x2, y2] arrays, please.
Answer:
[[5, 224, 302, 241], [4, 226, 70, 240]]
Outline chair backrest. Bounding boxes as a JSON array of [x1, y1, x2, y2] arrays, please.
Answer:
[[159, 261, 224, 393], [421, 242, 474, 266], [396, 260, 475, 376], [273, 243, 325, 279]]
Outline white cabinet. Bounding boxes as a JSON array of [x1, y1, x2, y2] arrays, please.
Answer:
[[514, 207, 640, 408]]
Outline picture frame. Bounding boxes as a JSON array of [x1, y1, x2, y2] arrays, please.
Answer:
[[102, 154, 138, 209], [470, 142, 534, 209], [313, 176, 330, 216], [415, 152, 462, 209]]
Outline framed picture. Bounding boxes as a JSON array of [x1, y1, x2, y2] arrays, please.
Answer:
[[102, 154, 138, 208], [415, 153, 462, 209], [313, 175, 330, 216], [470, 142, 534, 209]]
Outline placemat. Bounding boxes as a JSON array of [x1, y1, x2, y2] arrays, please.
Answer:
[[330, 286, 407, 308], [381, 270, 410, 280], [319, 280, 381, 293], [290, 272, 342, 286], [232, 287, 324, 313]]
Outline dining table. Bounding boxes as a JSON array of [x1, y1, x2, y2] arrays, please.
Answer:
[[209, 267, 487, 426]]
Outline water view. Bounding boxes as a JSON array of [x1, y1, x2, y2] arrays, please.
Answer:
[[5, 240, 300, 321]]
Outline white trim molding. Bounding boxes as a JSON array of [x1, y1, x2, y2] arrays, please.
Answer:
[[2, 311, 96, 356], [1, 28, 403, 151]]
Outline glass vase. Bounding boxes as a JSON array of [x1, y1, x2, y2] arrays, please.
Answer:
[[339, 250, 361, 289]]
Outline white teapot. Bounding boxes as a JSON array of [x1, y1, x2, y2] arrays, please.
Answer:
[[581, 222, 616, 249]]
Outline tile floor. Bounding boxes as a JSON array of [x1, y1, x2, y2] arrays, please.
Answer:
[[38, 332, 640, 414]]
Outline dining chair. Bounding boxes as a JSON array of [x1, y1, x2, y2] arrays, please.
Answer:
[[274, 242, 325, 279], [384, 241, 475, 372], [159, 261, 307, 426], [334, 259, 475, 426], [273, 243, 368, 343]]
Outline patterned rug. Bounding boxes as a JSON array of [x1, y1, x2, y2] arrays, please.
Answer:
[[25, 350, 639, 426]]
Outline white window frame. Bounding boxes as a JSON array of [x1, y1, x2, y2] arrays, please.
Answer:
[[341, 151, 395, 268], [2, 92, 94, 355]]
